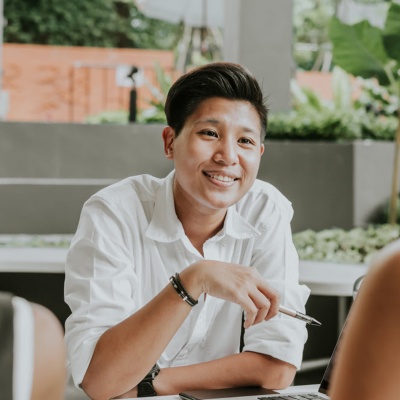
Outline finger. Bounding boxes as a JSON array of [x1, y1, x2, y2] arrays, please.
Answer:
[[258, 284, 280, 321], [242, 290, 273, 328], [239, 295, 259, 329], [264, 295, 279, 321], [254, 305, 270, 325], [249, 292, 271, 325], [245, 267, 280, 312]]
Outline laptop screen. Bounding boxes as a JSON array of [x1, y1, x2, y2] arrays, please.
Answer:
[[318, 342, 337, 394], [318, 314, 349, 395]]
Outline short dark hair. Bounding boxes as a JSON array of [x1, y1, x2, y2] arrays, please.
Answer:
[[164, 62, 268, 139]]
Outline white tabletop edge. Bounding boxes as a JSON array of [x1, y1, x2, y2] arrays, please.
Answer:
[[0, 247, 369, 297]]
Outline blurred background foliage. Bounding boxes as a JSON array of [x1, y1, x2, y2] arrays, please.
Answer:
[[3, 0, 393, 68], [4, 0, 398, 139], [3, 0, 182, 49], [293, 223, 400, 264]]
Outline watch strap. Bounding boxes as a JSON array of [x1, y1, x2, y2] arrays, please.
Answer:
[[137, 364, 160, 397]]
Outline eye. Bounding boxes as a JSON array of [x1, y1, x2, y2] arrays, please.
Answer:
[[199, 130, 218, 138], [238, 137, 256, 146]]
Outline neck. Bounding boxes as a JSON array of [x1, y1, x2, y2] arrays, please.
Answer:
[[175, 203, 227, 255]]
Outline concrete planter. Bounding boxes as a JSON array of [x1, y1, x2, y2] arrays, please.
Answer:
[[0, 121, 396, 233], [260, 140, 397, 232]]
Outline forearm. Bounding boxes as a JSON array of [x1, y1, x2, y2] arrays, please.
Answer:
[[80, 260, 282, 399], [82, 282, 194, 400], [155, 351, 296, 395]]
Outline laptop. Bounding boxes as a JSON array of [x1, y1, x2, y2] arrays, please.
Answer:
[[180, 314, 347, 400], [256, 317, 347, 400]]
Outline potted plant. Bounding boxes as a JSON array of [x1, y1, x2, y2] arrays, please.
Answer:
[[328, 1, 400, 223], [293, 223, 400, 265], [258, 69, 398, 233]]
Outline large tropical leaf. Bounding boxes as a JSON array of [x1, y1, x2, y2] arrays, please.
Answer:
[[383, 2, 400, 61], [329, 17, 390, 85]]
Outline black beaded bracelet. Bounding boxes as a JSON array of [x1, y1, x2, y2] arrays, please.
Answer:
[[169, 273, 198, 307]]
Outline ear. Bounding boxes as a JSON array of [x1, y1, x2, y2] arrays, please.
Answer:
[[260, 143, 265, 156], [162, 126, 175, 159]]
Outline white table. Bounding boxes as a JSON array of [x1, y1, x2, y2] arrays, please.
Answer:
[[299, 259, 368, 333], [0, 247, 67, 273]]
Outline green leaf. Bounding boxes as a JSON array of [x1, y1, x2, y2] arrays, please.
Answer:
[[329, 17, 390, 85], [331, 66, 352, 111], [383, 2, 400, 61], [300, 87, 324, 111]]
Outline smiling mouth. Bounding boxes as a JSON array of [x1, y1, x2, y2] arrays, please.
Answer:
[[203, 172, 239, 183]]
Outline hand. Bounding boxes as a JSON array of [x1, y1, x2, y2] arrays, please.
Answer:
[[181, 261, 280, 329]]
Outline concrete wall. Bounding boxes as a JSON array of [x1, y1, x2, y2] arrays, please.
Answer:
[[0, 122, 173, 233], [224, 0, 293, 112], [0, 121, 172, 179], [1, 121, 395, 234]]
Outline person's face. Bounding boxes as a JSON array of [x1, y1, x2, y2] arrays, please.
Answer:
[[162, 97, 265, 216]]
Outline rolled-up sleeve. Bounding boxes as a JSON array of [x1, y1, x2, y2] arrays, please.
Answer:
[[243, 282, 310, 369], [243, 197, 311, 369], [64, 197, 136, 386]]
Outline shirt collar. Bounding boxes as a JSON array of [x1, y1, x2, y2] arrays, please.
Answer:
[[145, 170, 186, 242], [223, 206, 261, 240], [145, 170, 261, 242]]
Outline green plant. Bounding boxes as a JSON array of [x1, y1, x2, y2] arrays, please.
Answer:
[[293, 0, 335, 70], [0, 235, 72, 248], [329, 4, 400, 93], [85, 62, 170, 125], [267, 67, 397, 141], [374, 193, 400, 224], [85, 110, 129, 125], [137, 62, 170, 124], [328, 1, 400, 223], [4, 0, 181, 49], [355, 76, 399, 116], [267, 109, 363, 141], [293, 224, 400, 264]]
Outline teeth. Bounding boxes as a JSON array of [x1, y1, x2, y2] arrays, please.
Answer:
[[209, 174, 234, 182]]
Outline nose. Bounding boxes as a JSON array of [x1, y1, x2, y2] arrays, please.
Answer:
[[213, 138, 239, 165]]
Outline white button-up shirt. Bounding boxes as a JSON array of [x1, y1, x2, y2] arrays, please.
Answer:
[[64, 171, 310, 386]]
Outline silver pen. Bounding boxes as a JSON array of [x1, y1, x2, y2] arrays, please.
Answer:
[[279, 305, 322, 326]]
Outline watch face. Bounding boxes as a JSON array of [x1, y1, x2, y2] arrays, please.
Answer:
[[137, 364, 160, 397], [138, 381, 157, 397]]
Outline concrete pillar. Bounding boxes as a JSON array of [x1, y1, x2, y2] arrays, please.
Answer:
[[223, 0, 293, 112]]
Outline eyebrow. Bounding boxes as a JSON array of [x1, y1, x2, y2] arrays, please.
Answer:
[[193, 118, 219, 125], [193, 119, 260, 136]]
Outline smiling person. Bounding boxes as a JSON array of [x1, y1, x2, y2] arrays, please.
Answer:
[[64, 62, 310, 400]]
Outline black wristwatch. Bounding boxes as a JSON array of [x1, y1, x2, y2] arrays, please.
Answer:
[[137, 364, 160, 397]]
